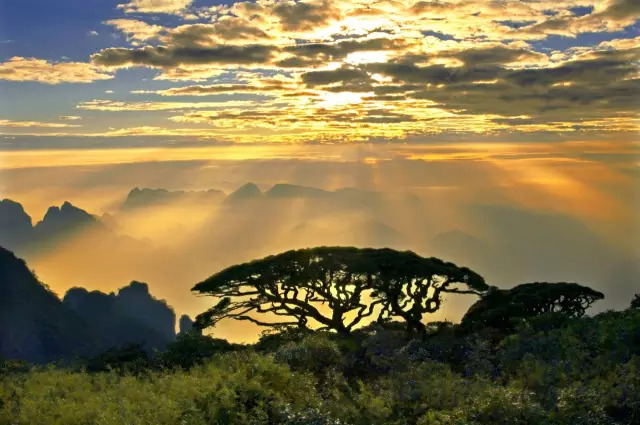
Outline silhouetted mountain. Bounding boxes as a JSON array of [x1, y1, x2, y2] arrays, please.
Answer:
[[265, 184, 331, 198], [0, 200, 105, 254], [115, 281, 176, 342], [179, 314, 199, 335], [0, 246, 96, 363], [34, 201, 99, 241], [0, 199, 34, 251], [0, 246, 178, 363], [123, 187, 225, 209], [224, 183, 262, 203], [63, 282, 176, 353]]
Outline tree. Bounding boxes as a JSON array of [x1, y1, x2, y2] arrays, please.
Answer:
[[631, 293, 640, 309], [192, 247, 487, 335], [371, 252, 487, 334], [461, 282, 605, 332]]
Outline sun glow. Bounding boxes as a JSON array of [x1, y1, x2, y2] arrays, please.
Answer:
[[317, 91, 369, 108], [345, 50, 389, 65]]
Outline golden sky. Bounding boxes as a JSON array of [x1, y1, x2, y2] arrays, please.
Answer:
[[0, 0, 638, 145]]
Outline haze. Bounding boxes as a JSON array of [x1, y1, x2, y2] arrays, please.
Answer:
[[0, 0, 638, 341]]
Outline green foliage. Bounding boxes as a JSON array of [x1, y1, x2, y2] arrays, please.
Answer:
[[159, 332, 238, 370], [274, 333, 342, 376], [461, 282, 604, 334], [85, 344, 151, 374], [0, 352, 321, 425], [2, 298, 639, 425], [631, 293, 640, 309]]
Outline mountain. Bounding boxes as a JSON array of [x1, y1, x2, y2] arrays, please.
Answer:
[[0, 199, 34, 251], [265, 184, 331, 198], [0, 246, 178, 363], [224, 183, 262, 203], [0, 246, 96, 363], [123, 187, 225, 209], [34, 201, 100, 240], [0, 200, 104, 254], [63, 282, 175, 353]]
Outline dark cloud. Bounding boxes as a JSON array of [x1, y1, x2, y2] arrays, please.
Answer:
[[602, 0, 640, 20], [272, 0, 341, 32], [282, 38, 405, 65], [155, 82, 288, 95], [301, 68, 370, 86], [91, 44, 277, 67], [355, 44, 640, 121], [449, 45, 547, 65], [365, 62, 502, 84]]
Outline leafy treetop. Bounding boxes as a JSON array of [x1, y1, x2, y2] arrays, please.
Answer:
[[461, 282, 605, 331]]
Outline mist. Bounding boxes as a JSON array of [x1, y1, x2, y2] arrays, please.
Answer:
[[1, 143, 637, 342]]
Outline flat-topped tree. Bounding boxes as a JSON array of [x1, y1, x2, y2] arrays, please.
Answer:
[[192, 247, 488, 335], [461, 282, 605, 331]]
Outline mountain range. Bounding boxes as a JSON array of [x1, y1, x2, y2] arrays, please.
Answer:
[[0, 246, 179, 363]]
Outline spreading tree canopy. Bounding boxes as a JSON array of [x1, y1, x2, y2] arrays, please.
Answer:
[[192, 247, 488, 334], [461, 282, 605, 331]]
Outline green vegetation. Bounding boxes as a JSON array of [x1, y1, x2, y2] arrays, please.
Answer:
[[2, 307, 639, 425], [2, 247, 639, 424]]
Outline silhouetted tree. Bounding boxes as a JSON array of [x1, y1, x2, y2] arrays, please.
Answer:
[[631, 293, 640, 309], [193, 247, 487, 335], [461, 282, 605, 332], [372, 252, 487, 334]]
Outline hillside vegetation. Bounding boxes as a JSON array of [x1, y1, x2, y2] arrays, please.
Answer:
[[1, 246, 639, 424]]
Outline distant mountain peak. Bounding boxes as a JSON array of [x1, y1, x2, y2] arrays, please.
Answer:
[[123, 187, 225, 208], [265, 183, 330, 198], [34, 202, 99, 241], [225, 183, 262, 202]]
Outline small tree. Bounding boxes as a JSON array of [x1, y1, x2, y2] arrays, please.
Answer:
[[461, 282, 605, 332], [193, 247, 487, 335], [631, 293, 640, 309]]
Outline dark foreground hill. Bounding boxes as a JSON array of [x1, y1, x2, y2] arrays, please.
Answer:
[[0, 247, 177, 363]]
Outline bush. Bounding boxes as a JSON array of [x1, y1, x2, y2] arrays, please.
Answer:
[[159, 332, 238, 369], [274, 333, 342, 376], [85, 343, 151, 374]]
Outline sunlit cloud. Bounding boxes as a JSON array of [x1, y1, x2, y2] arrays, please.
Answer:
[[0, 57, 113, 84], [117, 0, 193, 15], [0, 119, 81, 128]]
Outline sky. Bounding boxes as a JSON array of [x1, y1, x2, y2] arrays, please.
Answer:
[[0, 0, 639, 340], [0, 0, 638, 145]]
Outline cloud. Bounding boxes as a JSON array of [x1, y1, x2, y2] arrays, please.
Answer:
[[134, 80, 296, 96], [117, 0, 192, 15], [91, 44, 277, 68], [106, 19, 164, 43], [76, 99, 259, 111], [5, 0, 640, 142], [0, 57, 113, 84], [167, 21, 270, 47], [301, 68, 370, 86], [58, 116, 82, 121], [0, 119, 81, 128], [271, 0, 341, 32]]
